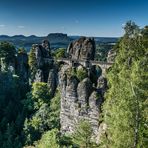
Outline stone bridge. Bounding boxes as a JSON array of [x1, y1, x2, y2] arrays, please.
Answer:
[[57, 58, 114, 76]]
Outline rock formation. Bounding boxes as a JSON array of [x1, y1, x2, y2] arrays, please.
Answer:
[[47, 68, 57, 97], [31, 40, 53, 82], [59, 37, 107, 141], [107, 49, 116, 63], [47, 33, 71, 43], [0, 48, 29, 83], [30, 40, 57, 96], [67, 37, 95, 60], [59, 65, 106, 140]]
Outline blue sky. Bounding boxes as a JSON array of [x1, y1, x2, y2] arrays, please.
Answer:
[[0, 0, 148, 37]]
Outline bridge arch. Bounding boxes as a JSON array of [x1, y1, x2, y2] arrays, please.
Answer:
[[56, 58, 113, 76]]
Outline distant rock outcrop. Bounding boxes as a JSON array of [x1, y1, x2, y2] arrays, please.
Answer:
[[47, 33, 71, 43], [67, 37, 96, 60]]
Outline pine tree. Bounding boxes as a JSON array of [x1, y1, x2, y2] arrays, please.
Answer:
[[72, 120, 93, 148]]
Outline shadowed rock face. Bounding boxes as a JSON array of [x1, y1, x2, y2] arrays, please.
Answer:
[[33, 40, 52, 70], [67, 37, 96, 60], [47, 69, 57, 97], [32, 40, 53, 82], [16, 52, 29, 84], [31, 40, 57, 96]]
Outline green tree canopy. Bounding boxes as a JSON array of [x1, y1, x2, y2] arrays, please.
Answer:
[[54, 48, 66, 59], [100, 21, 148, 148], [72, 120, 93, 148], [0, 41, 16, 64], [35, 129, 60, 148]]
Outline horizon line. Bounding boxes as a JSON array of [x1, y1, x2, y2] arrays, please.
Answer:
[[0, 33, 121, 38]]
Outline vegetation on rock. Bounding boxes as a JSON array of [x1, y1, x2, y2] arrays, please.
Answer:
[[53, 48, 66, 59]]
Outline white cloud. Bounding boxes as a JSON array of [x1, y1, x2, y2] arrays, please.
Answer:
[[0, 24, 5, 27], [17, 25, 25, 29]]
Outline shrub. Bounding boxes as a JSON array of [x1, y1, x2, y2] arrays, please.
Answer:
[[76, 68, 88, 81], [54, 48, 66, 59], [72, 120, 93, 148], [35, 129, 60, 148]]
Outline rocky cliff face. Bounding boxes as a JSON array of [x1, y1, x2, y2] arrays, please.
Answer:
[[0, 49, 29, 85], [31, 40, 57, 96], [59, 65, 106, 140], [31, 40, 53, 82], [59, 37, 107, 141], [67, 37, 95, 60]]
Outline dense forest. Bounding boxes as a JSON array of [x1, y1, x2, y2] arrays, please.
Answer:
[[0, 21, 147, 148]]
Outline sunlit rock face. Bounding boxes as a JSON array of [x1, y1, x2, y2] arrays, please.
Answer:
[[59, 37, 107, 141], [67, 37, 96, 60], [33, 40, 52, 70], [107, 49, 116, 63], [59, 65, 106, 141]]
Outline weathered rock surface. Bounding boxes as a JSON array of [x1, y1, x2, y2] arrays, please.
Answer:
[[67, 37, 95, 60], [59, 65, 106, 141], [47, 68, 57, 97], [0, 50, 29, 85], [30, 40, 57, 96], [35, 69, 44, 82], [33, 40, 52, 70], [31, 40, 54, 83], [59, 37, 109, 142]]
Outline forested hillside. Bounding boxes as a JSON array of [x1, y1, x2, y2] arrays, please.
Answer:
[[100, 22, 148, 148]]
